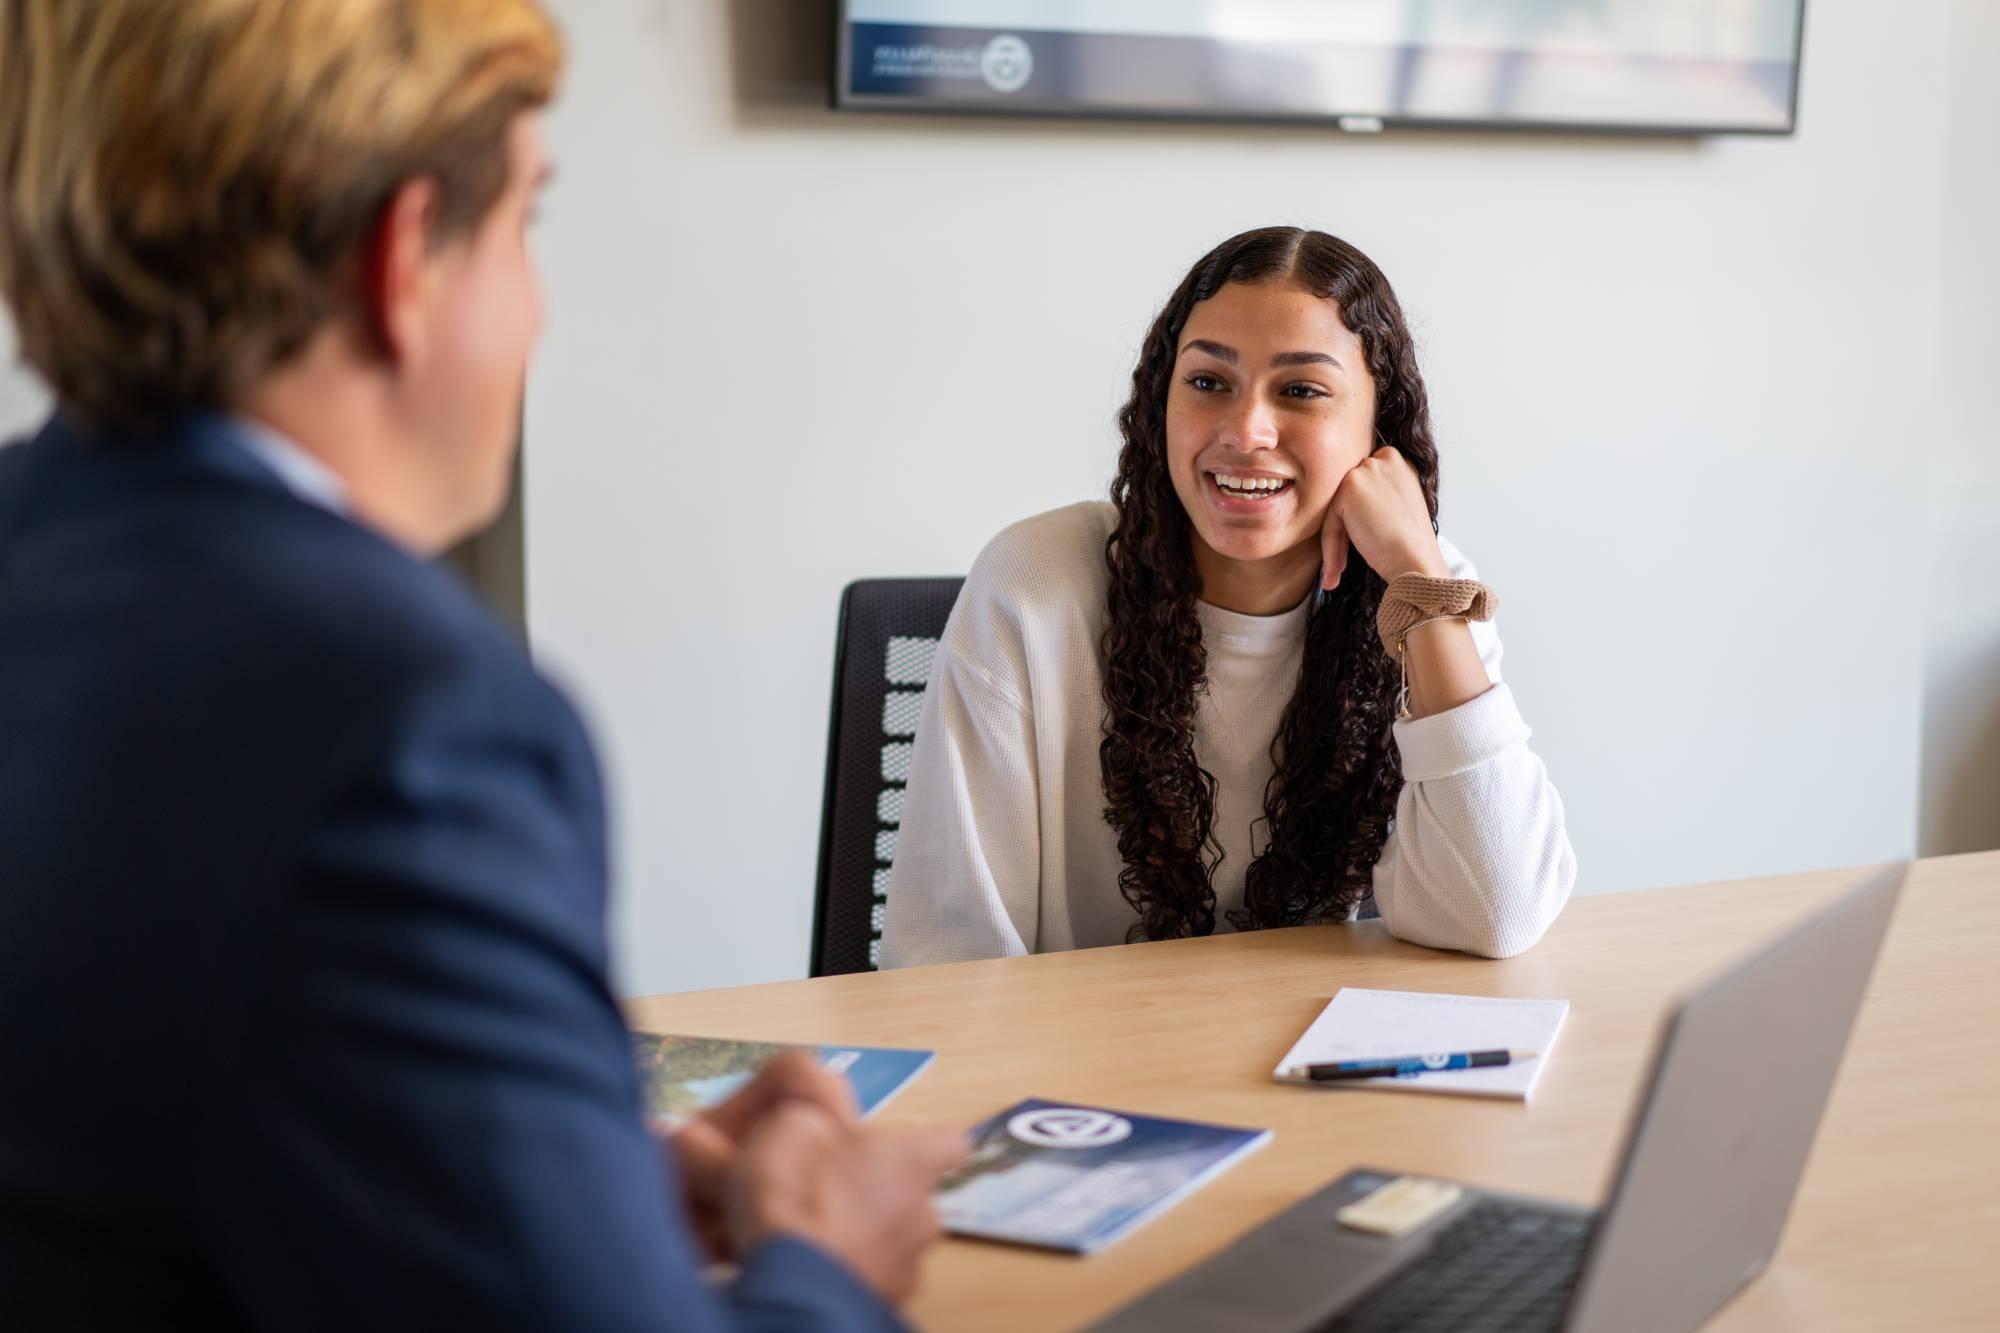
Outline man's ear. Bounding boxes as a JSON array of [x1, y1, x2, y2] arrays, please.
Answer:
[[359, 177, 439, 371]]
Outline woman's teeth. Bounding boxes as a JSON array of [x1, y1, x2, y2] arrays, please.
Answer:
[[1212, 473, 1291, 497]]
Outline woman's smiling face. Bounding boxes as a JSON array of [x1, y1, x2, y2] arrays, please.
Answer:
[[1165, 279, 1377, 580]]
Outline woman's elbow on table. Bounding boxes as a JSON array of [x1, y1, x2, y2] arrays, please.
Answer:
[[1375, 825, 1577, 960]]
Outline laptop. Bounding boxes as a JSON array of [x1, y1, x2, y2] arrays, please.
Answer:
[[1088, 863, 1907, 1333]]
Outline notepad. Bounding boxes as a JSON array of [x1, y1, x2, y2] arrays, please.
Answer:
[[1272, 988, 1569, 1101]]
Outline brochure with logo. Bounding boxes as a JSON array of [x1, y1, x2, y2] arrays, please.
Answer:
[[935, 1097, 1272, 1254], [630, 1032, 934, 1127]]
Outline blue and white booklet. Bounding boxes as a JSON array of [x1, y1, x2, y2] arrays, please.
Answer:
[[935, 1098, 1272, 1254], [630, 1032, 934, 1127]]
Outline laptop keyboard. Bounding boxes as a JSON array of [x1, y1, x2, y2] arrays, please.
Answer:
[[1317, 1201, 1593, 1333]]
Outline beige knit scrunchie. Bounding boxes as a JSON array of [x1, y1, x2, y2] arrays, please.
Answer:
[[1375, 574, 1497, 657]]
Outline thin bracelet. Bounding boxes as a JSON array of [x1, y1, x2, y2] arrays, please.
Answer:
[[1394, 615, 1468, 720]]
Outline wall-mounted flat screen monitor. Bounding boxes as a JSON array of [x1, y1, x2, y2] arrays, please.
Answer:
[[837, 2, 1805, 135]]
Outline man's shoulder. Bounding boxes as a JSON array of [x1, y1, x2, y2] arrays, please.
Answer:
[[2, 427, 576, 773], [221, 498, 597, 795], [7, 420, 527, 682], [201, 511, 567, 769], [272, 511, 527, 689]]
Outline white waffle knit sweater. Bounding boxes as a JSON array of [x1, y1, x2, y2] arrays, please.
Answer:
[[880, 502, 1576, 966]]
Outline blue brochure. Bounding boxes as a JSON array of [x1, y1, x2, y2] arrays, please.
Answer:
[[630, 1032, 934, 1125], [936, 1098, 1272, 1254]]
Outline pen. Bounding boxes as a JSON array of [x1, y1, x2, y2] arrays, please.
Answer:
[[1287, 1049, 1538, 1082]]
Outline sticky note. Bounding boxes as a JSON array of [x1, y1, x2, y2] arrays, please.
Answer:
[[1335, 1176, 1464, 1237]]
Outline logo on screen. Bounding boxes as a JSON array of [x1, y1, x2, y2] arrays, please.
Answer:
[[980, 35, 1032, 94], [1007, 1107, 1131, 1149]]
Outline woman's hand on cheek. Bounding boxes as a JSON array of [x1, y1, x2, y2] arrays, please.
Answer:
[[1319, 492, 1351, 592], [1324, 447, 1448, 588]]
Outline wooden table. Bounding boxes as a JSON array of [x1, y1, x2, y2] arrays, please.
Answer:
[[627, 853, 2000, 1331]]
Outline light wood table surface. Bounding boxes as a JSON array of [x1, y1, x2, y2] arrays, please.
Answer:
[[627, 853, 2000, 1331]]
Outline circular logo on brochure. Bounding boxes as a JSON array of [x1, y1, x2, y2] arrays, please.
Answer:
[[980, 35, 1033, 94], [1007, 1107, 1133, 1149]]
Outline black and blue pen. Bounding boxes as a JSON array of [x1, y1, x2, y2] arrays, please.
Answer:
[[1288, 1049, 1538, 1082]]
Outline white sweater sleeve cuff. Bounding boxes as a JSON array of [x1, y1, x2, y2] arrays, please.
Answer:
[[1392, 683, 1532, 781]]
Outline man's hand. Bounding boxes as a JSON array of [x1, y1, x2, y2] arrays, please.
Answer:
[[1320, 446, 1447, 590], [665, 1049, 858, 1262], [731, 1102, 970, 1306]]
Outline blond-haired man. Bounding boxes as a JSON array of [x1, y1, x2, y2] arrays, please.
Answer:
[[0, 4, 962, 1330]]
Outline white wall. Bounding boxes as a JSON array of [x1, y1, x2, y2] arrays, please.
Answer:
[[1919, 0, 2000, 857], [0, 314, 49, 439], [525, 0, 1976, 997]]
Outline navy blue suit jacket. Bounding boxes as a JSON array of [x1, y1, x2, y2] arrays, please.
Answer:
[[0, 414, 900, 1332]]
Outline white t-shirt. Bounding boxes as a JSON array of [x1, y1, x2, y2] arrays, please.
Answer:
[[881, 502, 1576, 965]]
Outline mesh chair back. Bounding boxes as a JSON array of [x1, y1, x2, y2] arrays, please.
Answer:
[[812, 578, 966, 976]]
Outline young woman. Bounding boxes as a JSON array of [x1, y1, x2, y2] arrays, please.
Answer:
[[881, 226, 1574, 966]]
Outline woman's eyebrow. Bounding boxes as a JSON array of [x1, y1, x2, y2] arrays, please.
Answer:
[[1178, 340, 1342, 371]]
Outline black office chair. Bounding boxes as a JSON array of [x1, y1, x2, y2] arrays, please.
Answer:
[[811, 577, 966, 977]]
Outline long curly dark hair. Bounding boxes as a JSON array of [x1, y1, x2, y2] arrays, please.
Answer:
[[1100, 226, 1440, 942]]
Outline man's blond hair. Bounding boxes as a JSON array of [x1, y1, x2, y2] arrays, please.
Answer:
[[0, 0, 563, 430]]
